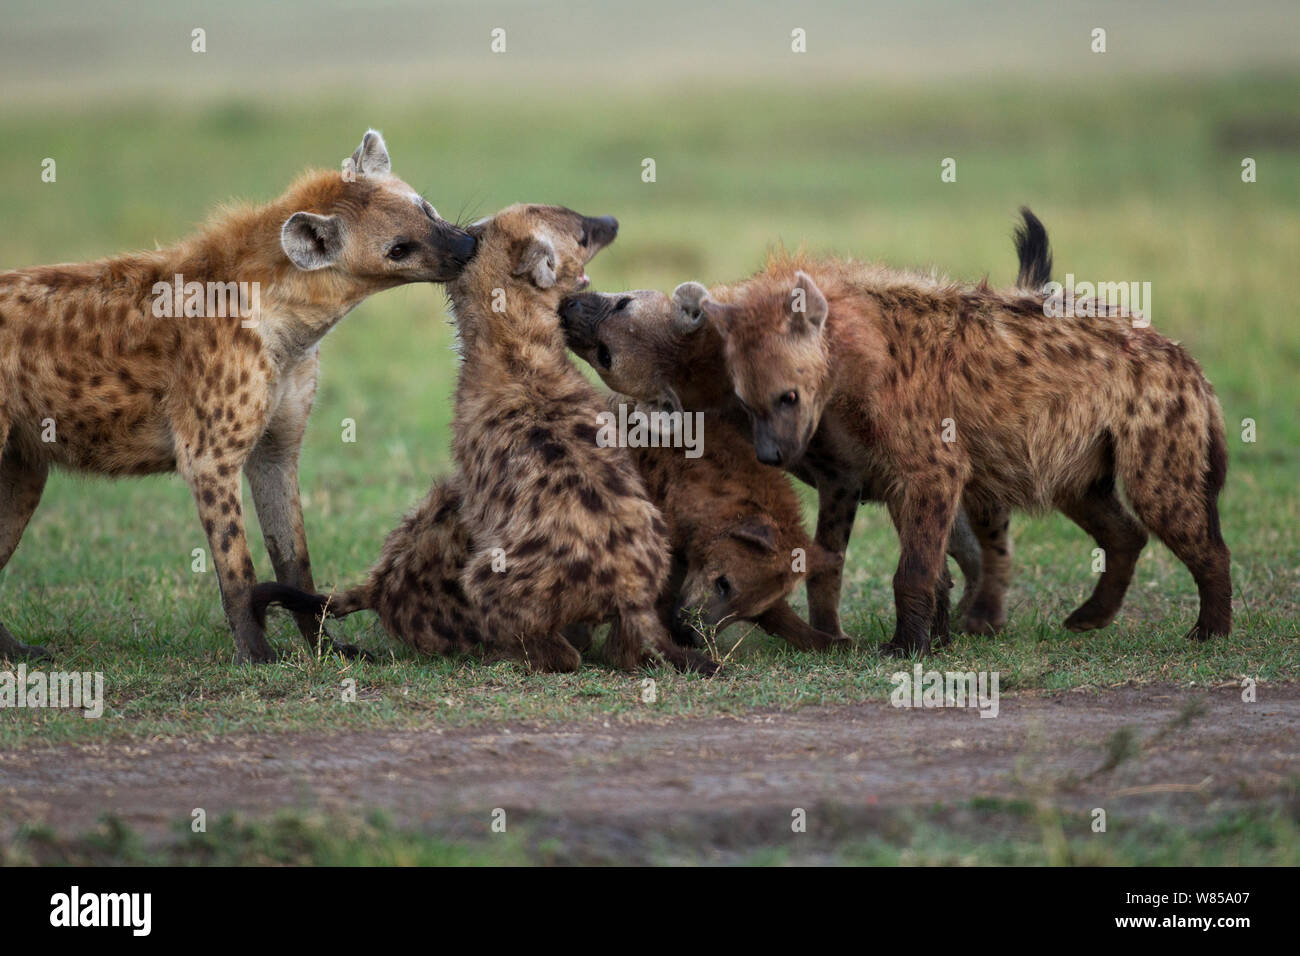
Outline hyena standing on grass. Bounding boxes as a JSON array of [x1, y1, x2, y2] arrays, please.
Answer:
[[559, 211, 1055, 639], [0, 130, 476, 662], [684, 241, 1231, 654]]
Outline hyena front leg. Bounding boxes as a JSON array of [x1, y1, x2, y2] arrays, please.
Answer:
[[807, 479, 861, 639], [183, 464, 274, 664], [884, 478, 963, 656], [607, 607, 718, 675], [961, 501, 1013, 635], [246, 431, 370, 660], [755, 600, 849, 652], [0, 436, 51, 661]]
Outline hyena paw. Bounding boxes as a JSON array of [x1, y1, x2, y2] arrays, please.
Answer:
[[234, 644, 280, 665], [1062, 601, 1117, 633], [0, 639, 52, 663], [958, 611, 1005, 636], [1184, 622, 1229, 642], [663, 646, 720, 677], [881, 633, 932, 657], [325, 639, 377, 662]]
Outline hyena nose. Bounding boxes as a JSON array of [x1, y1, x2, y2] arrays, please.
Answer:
[[584, 215, 619, 246], [757, 446, 783, 466], [451, 231, 478, 261], [559, 294, 601, 332]]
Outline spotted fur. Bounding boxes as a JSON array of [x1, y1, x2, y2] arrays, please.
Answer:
[[0, 130, 476, 663], [695, 249, 1231, 654]]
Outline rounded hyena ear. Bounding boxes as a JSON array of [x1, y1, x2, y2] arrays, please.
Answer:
[[281, 212, 345, 270], [729, 517, 779, 554], [672, 281, 710, 332], [513, 234, 557, 289], [788, 270, 829, 334], [344, 128, 391, 179]]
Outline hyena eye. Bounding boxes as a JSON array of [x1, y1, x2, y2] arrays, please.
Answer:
[[778, 390, 799, 408], [578, 228, 589, 247], [596, 343, 613, 369], [387, 243, 412, 261], [614, 297, 632, 312], [714, 575, 732, 598]]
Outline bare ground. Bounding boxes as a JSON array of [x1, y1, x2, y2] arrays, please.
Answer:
[[3, 683, 1298, 860]]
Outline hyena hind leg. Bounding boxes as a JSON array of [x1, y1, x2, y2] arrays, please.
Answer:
[[1119, 416, 1232, 640], [0, 443, 52, 661], [478, 603, 583, 673], [1125, 482, 1231, 640], [1058, 477, 1148, 632]]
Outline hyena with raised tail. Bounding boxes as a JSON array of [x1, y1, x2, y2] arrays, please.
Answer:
[[684, 242, 1231, 655], [0, 130, 476, 663]]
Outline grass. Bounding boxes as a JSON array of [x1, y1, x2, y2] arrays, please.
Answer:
[[0, 74, 1298, 748], [7, 798, 1299, 866]]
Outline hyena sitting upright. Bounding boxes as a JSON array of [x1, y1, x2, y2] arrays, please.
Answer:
[[252, 395, 845, 658], [0, 130, 476, 663], [685, 250, 1232, 654], [445, 205, 715, 673], [257, 204, 715, 672]]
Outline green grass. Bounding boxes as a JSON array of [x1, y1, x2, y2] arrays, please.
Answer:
[[0, 74, 1297, 746], [8, 799, 1299, 866]]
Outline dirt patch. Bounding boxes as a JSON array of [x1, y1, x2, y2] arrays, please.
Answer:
[[3, 683, 1297, 853]]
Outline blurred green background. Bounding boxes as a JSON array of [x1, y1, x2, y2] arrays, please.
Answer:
[[0, 1, 1296, 682]]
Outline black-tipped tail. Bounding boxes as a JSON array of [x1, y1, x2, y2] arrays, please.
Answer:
[[1014, 207, 1053, 290], [251, 582, 332, 628]]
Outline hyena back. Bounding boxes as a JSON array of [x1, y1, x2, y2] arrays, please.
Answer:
[[691, 248, 1231, 653], [0, 130, 476, 663]]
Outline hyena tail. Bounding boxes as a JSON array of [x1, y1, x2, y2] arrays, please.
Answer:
[[250, 582, 370, 628], [1014, 207, 1053, 290]]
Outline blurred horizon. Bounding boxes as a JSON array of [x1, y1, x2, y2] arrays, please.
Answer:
[[1, 0, 1297, 106]]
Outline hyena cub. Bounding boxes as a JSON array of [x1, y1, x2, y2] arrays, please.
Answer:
[[0, 130, 476, 663], [620, 404, 847, 651], [687, 247, 1231, 654], [445, 205, 716, 674]]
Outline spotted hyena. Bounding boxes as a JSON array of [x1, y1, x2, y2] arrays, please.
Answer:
[[684, 239, 1231, 654], [619, 402, 847, 650], [558, 212, 1057, 637], [0, 130, 476, 663], [443, 204, 716, 673], [252, 405, 846, 658]]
